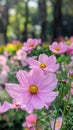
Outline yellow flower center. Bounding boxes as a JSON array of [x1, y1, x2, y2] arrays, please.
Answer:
[[29, 84, 38, 94], [25, 128, 29, 130], [40, 63, 46, 68], [29, 43, 34, 47], [30, 119, 35, 124], [55, 47, 60, 51], [55, 121, 61, 127]]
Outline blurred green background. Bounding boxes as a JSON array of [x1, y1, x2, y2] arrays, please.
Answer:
[[0, 0, 73, 44]]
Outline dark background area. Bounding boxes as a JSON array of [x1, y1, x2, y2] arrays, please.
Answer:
[[0, 0, 73, 44]]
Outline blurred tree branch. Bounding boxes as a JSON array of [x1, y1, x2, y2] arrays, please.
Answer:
[[53, 0, 62, 40], [38, 0, 48, 41]]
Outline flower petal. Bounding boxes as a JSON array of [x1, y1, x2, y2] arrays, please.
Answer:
[[31, 95, 45, 109], [6, 83, 25, 98], [39, 54, 49, 63], [16, 70, 29, 87], [39, 73, 58, 91]]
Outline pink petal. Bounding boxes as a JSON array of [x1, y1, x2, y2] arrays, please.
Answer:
[[28, 58, 40, 68], [16, 70, 29, 87], [0, 101, 10, 114], [39, 73, 58, 91], [31, 95, 45, 109], [29, 69, 43, 85], [39, 54, 49, 63], [6, 83, 25, 98], [38, 91, 58, 104], [46, 55, 56, 65], [44, 64, 59, 72]]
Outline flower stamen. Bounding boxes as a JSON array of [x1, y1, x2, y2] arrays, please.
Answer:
[[40, 63, 46, 68], [30, 119, 35, 124], [55, 47, 60, 51], [55, 121, 61, 127], [29, 43, 34, 47], [29, 84, 38, 94]]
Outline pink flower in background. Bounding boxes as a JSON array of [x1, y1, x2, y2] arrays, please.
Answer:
[[12, 40, 20, 44], [23, 38, 41, 53], [0, 55, 7, 65], [6, 69, 58, 112], [69, 36, 73, 43], [7, 99, 31, 113], [71, 82, 73, 88], [0, 101, 10, 114], [51, 117, 63, 130], [7, 99, 21, 109], [0, 71, 8, 84], [16, 49, 26, 60], [49, 42, 67, 54], [66, 44, 73, 55], [22, 114, 37, 128], [70, 88, 73, 95], [28, 54, 59, 73], [2, 65, 10, 72], [21, 57, 28, 66], [37, 39, 42, 44], [69, 71, 73, 77], [4, 51, 10, 57], [16, 49, 28, 66], [0, 99, 31, 113]]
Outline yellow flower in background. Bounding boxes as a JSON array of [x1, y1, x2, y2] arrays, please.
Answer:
[[0, 45, 5, 54], [66, 40, 71, 45], [16, 43, 23, 50], [42, 43, 49, 49], [5, 43, 17, 53]]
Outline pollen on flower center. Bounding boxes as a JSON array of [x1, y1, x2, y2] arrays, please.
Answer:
[[30, 119, 35, 124], [29, 43, 34, 47], [55, 47, 60, 51], [40, 63, 46, 68], [55, 121, 61, 127], [29, 84, 38, 94]]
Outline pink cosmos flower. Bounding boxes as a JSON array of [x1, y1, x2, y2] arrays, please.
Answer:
[[6, 69, 58, 112], [28, 54, 59, 73], [0, 101, 10, 114], [23, 38, 40, 53], [49, 42, 67, 54], [22, 114, 37, 128], [51, 117, 63, 130], [16, 49, 27, 60], [70, 36, 73, 43], [66, 44, 73, 55], [0, 55, 7, 65]]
